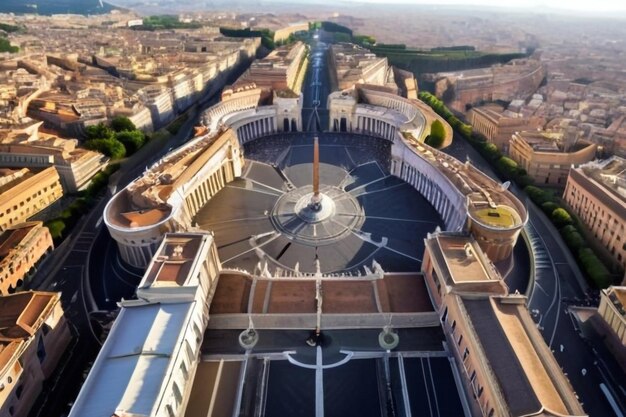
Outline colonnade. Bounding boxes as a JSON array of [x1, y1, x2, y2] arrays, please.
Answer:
[[184, 161, 233, 220], [469, 112, 497, 142], [204, 95, 259, 130], [396, 159, 466, 232], [331, 116, 396, 142], [359, 89, 419, 121], [118, 243, 160, 271], [237, 117, 277, 144], [355, 116, 396, 141]]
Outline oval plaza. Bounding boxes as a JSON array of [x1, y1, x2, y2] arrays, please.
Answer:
[[71, 40, 587, 417]]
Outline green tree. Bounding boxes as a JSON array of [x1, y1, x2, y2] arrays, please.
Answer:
[[540, 201, 559, 215], [85, 123, 114, 141], [0, 37, 19, 53], [560, 225, 585, 251], [477, 142, 501, 161], [46, 219, 66, 240], [551, 208, 573, 228], [578, 248, 611, 288], [110, 116, 136, 132], [115, 130, 145, 155], [524, 185, 553, 205], [495, 156, 519, 179], [85, 138, 126, 160], [425, 119, 446, 148]]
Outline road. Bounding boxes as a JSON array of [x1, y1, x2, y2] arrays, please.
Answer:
[[302, 31, 331, 131], [444, 132, 626, 417]]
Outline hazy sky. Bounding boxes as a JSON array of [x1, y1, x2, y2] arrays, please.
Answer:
[[349, 0, 626, 13]]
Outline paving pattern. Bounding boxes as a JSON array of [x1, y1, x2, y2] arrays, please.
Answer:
[[195, 133, 444, 274]]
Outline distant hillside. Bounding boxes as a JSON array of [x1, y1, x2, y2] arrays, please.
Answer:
[[0, 0, 117, 15]]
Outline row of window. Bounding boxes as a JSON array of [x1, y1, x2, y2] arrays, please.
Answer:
[[443, 308, 494, 417]]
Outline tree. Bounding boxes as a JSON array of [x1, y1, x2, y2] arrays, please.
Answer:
[[85, 123, 114, 141], [85, 138, 126, 160], [578, 248, 611, 288], [540, 201, 559, 215], [477, 142, 501, 162], [110, 116, 136, 132], [46, 219, 66, 240], [551, 208, 573, 228], [425, 119, 446, 148], [560, 225, 585, 251], [495, 156, 519, 179], [115, 130, 145, 155], [524, 185, 553, 205]]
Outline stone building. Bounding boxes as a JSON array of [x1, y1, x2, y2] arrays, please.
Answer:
[[233, 41, 308, 97], [598, 286, 626, 347], [105, 129, 243, 267], [509, 129, 596, 187], [69, 232, 220, 417], [328, 43, 395, 92], [0, 167, 63, 232], [0, 222, 53, 295], [467, 104, 545, 152], [422, 231, 587, 417], [0, 291, 72, 417], [563, 157, 626, 275], [0, 122, 108, 192], [433, 58, 546, 113]]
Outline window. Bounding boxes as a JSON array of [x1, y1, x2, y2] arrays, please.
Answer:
[[193, 322, 202, 342], [173, 383, 183, 406], [457, 334, 463, 346], [180, 361, 189, 380], [37, 336, 46, 363]]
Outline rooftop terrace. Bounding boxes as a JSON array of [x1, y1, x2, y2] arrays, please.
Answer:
[[141, 234, 205, 288]]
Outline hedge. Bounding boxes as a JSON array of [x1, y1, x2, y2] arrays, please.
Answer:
[[578, 248, 612, 288]]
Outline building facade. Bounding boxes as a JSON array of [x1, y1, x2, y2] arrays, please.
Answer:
[[0, 291, 72, 417], [467, 105, 545, 152], [233, 42, 308, 96], [422, 231, 587, 417], [509, 130, 597, 187], [0, 167, 63, 232], [433, 58, 546, 113], [0, 222, 53, 295], [563, 157, 626, 275], [0, 122, 108, 192], [598, 286, 626, 347]]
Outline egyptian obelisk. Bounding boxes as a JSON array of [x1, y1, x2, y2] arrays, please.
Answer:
[[309, 135, 322, 210]]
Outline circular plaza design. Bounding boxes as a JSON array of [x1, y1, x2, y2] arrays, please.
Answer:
[[194, 132, 444, 274]]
